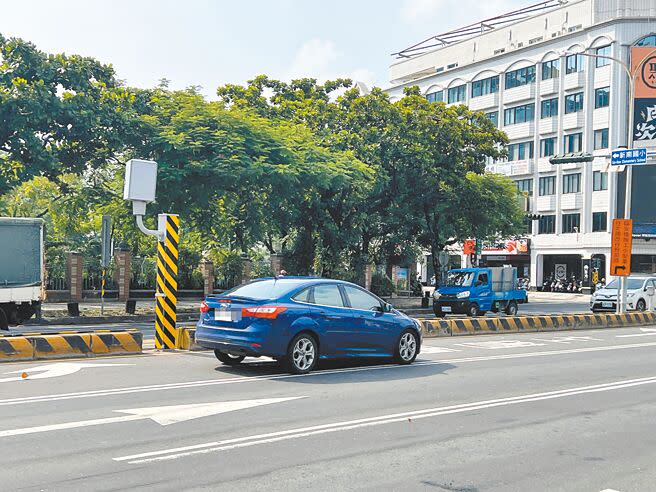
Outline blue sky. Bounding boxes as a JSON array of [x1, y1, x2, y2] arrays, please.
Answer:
[[0, 0, 526, 96]]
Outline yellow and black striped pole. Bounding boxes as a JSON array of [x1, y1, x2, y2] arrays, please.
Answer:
[[155, 214, 180, 349], [101, 269, 106, 315]]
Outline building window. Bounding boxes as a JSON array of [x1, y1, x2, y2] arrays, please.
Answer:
[[593, 170, 608, 191], [566, 53, 584, 74], [541, 97, 558, 118], [542, 59, 560, 80], [562, 213, 581, 233], [516, 178, 533, 196], [592, 211, 607, 232], [505, 66, 536, 89], [595, 45, 611, 67], [563, 173, 581, 194], [564, 133, 583, 153], [504, 103, 535, 125], [594, 128, 609, 150], [447, 84, 466, 103], [540, 137, 557, 157], [538, 214, 556, 234], [594, 87, 610, 108], [485, 111, 498, 127], [507, 141, 534, 161], [426, 91, 444, 103], [539, 176, 556, 196], [565, 92, 584, 113], [471, 76, 499, 98]]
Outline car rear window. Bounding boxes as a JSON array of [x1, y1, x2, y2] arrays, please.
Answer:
[[223, 279, 307, 300]]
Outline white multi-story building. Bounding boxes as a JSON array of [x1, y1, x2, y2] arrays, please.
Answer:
[[387, 0, 656, 289]]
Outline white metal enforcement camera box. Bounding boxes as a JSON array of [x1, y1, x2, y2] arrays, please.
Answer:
[[123, 159, 158, 203]]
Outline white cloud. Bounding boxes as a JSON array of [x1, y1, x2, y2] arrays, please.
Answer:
[[400, 0, 528, 26], [285, 39, 380, 88], [287, 39, 340, 80], [400, 0, 442, 22]]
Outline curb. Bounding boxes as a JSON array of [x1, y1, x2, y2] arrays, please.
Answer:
[[0, 330, 143, 362], [23, 312, 198, 326], [420, 312, 656, 337]]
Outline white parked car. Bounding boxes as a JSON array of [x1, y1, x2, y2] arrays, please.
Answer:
[[590, 276, 656, 313]]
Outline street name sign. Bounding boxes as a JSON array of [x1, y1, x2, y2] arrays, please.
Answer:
[[611, 148, 647, 166]]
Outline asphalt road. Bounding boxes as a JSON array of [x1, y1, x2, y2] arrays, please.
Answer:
[[1, 325, 656, 491]]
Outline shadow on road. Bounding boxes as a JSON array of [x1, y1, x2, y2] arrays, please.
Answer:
[[213, 357, 455, 384]]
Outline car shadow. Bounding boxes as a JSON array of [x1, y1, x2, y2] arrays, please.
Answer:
[[213, 357, 454, 384]]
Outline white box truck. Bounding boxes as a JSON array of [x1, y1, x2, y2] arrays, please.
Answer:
[[0, 217, 45, 330]]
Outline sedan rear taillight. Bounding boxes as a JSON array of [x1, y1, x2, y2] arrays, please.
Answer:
[[200, 300, 210, 313], [241, 306, 287, 319]]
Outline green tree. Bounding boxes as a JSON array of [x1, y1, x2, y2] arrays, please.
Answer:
[[131, 88, 373, 275], [0, 34, 139, 194], [217, 78, 524, 281]]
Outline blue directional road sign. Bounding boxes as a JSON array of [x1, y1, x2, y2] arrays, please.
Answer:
[[611, 148, 647, 166]]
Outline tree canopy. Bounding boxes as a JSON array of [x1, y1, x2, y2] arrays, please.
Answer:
[[0, 35, 524, 290]]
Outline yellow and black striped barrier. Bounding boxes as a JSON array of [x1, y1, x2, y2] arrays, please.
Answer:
[[155, 214, 180, 350], [0, 330, 142, 362], [420, 312, 656, 337], [174, 327, 205, 351]]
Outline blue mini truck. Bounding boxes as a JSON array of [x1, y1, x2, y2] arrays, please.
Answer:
[[432, 266, 528, 317]]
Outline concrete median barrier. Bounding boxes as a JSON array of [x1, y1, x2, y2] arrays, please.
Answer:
[[421, 320, 451, 337], [419, 312, 656, 338], [0, 330, 142, 362]]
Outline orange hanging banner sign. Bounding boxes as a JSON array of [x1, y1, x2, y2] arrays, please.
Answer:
[[610, 219, 633, 277]]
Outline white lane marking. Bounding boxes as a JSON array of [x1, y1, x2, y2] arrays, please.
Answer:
[[532, 336, 603, 344], [0, 362, 131, 383], [114, 375, 656, 464], [0, 397, 304, 438], [420, 346, 460, 354], [3, 341, 656, 407], [617, 328, 656, 338], [456, 340, 546, 349]]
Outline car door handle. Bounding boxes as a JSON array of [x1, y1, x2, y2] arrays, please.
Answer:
[[318, 311, 342, 320]]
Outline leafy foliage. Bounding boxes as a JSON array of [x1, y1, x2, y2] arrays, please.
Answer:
[[0, 37, 524, 290]]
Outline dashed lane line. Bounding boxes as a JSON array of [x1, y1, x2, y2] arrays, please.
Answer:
[[0, 341, 655, 407]]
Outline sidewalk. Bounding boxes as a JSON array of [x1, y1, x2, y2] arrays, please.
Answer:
[[528, 291, 591, 302]]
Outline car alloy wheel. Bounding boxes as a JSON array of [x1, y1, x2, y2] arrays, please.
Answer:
[[395, 330, 418, 365], [636, 299, 647, 312], [288, 334, 317, 374]]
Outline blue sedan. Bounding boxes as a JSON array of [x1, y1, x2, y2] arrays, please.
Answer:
[[195, 277, 422, 374]]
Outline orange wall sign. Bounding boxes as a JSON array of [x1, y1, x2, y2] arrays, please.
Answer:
[[610, 219, 633, 277], [632, 46, 656, 99], [463, 239, 476, 256]]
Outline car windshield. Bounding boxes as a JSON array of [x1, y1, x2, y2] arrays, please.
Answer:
[[222, 279, 307, 300], [445, 271, 475, 287], [604, 279, 646, 290]]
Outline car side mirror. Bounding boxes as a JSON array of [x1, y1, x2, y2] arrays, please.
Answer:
[[383, 302, 393, 313]]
